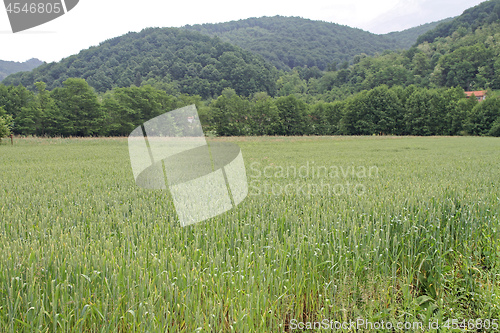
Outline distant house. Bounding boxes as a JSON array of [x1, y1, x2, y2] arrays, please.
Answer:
[[465, 90, 487, 101]]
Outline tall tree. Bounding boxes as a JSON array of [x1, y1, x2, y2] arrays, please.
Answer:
[[309, 103, 331, 135], [102, 85, 175, 136], [32, 82, 61, 136], [339, 91, 371, 135], [0, 85, 33, 128], [440, 87, 468, 135], [366, 85, 402, 135], [403, 89, 434, 135], [51, 78, 104, 136], [467, 96, 500, 135], [274, 95, 309, 135], [247, 92, 281, 135], [209, 88, 251, 136]]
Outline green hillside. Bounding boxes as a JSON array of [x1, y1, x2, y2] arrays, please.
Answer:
[[2, 28, 278, 98], [416, 0, 500, 45], [184, 16, 453, 71], [183, 16, 415, 71], [363, 0, 500, 91], [0, 58, 43, 82], [274, 1, 500, 100], [1, 15, 471, 98], [383, 17, 455, 49]]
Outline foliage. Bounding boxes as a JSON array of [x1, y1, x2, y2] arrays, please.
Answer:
[[2, 28, 278, 99], [283, 2, 500, 98], [209, 88, 251, 136], [51, 78, 104, 136], [184, 16, 446, 71], [0, 106, 12, 140], [3, 2, 499, 101], [1, 79, 499, 137], [383, 17, 455, 49], [289, 21, 500, 98], [416, 0, 500, 45], [466, 96, 500, 135], [274, 94, 309, 135], [102, 85, 176, 136]]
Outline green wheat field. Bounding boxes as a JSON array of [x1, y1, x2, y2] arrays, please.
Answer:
[[1, 136, 500, 332]]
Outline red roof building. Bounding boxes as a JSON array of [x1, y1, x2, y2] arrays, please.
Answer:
[[465, 90, 487, 101]]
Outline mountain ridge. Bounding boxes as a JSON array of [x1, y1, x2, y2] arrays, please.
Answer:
[[1, 28, 278, 98], [183, 16, 450, 70], [383, 17, 455, 48], [0, 58, 44, 82]]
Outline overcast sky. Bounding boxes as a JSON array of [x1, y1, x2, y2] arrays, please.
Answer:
[[0, 0, 487, 63]]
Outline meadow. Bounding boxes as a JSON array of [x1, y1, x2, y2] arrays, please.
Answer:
[[0, 136, 499, 332]]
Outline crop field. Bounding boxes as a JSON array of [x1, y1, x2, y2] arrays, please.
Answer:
[[1, 136, 500, 332]]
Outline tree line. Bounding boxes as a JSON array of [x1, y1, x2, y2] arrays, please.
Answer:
[[1, 78, 499, 139]]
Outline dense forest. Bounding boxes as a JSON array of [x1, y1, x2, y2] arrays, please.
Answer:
[[183, 16, 450, 70], [1, 0, 500, 139], [1, 15, 452, 94], [2, 28, 278, 98], [0, 58, 43, 82], [280, 25, 500, 103]]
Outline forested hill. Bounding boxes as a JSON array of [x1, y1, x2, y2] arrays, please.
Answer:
[[0, 58, 43, 82], [416, 0, 500, 45], [273, 10, 500, 100], [1, 15, 469, 97], [182, 16, 449, 70], [1, 28, 278, 98], [384, 18, 455, 49]]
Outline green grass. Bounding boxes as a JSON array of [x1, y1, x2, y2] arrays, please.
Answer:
[[1, 136, 499, 332]]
